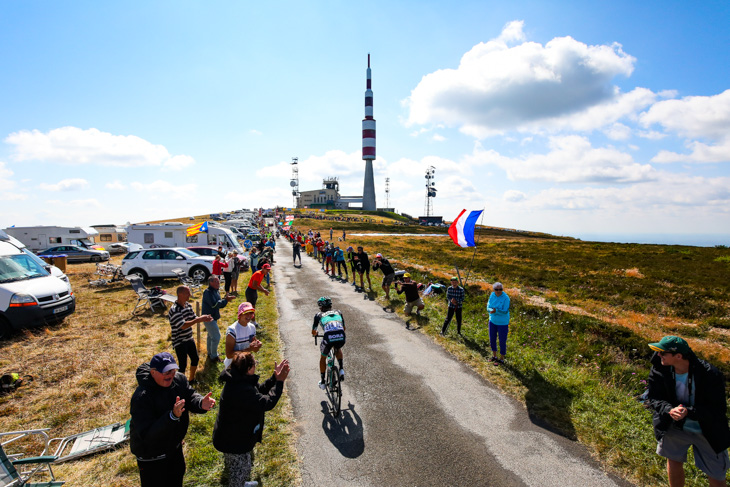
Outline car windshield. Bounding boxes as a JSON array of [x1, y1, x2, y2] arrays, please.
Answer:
[[0, 254, 51, 282], [177, 248, 199, 258]]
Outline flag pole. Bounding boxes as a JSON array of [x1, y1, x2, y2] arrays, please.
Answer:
[[462, 209, 485, 289]]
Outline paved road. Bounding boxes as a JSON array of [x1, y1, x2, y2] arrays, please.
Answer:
[[274, 238, 632, 487]]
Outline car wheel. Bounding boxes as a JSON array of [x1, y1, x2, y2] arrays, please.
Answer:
[[128, 269, 148, 282], [190, 266, 209, 282], [90, 255, 101, 263], [0, 317, 13, 340]]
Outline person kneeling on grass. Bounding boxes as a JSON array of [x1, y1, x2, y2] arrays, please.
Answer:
[[646, 335, 730, 487], [213, 352, 289, 487], [487, 282, 510, 365], [130, 352, 215, 487]]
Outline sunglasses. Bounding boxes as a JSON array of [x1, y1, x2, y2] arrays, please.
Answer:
[[494, 288, 503, 291], [658, 351, 676, 357]]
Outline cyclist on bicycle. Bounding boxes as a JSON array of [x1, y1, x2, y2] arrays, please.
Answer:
[[311, 296, 346, 389]]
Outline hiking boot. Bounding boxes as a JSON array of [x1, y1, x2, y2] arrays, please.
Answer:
[[318, 380, 326, 390]]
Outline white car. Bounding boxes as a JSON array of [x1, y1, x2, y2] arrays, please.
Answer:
[[122, 247, 215, 282]]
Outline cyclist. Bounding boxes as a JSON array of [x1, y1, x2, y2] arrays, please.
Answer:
[[311, 296, 346, 389]]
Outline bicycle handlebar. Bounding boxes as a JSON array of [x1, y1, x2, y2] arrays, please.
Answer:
[[314, 333, 324, 345]]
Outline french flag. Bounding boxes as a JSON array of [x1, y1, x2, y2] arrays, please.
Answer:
[[448, 209, 483, 247]]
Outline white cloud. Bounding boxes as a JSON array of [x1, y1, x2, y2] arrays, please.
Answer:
[[106, 180, 127, 190], [0, 161, 26, 201], [39, 178, 89, 192], [603, 122, 631, 141], [467, 136, 656, 183], [432, 134, 446, 142], [5, 127, 196, 170], [503, 190, 526, 202], [405, 20, 637, 137], [641, 89, 730, 163], [249, 129, 263, 136]]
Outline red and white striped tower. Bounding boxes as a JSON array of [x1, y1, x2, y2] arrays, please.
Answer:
[[362, 54, 377, 211]]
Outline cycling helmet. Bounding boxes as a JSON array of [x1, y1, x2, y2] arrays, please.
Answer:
[[317, 296, 332, 308]]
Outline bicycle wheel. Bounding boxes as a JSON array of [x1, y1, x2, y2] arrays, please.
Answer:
[[329, 364, 342, 417]]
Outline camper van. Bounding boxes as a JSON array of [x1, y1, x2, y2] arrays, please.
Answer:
[[91, 224, 128, 250], [3, 226, 102, 253], [126, 223, 243, 252], [0, 230, 75, 338]]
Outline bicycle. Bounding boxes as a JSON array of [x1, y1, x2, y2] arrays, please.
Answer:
[[314, 334, 342, 417]]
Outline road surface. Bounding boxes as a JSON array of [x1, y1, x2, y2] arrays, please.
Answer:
[[274, 238, 632, 487]]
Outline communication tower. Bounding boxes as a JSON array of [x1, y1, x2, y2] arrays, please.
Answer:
[[290, 157, 299, 207], [385, 177, 390, 208], [424, 166, 437, 217]]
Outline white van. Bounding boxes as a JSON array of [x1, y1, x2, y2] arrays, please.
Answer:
[[3, 226, 101, 253], [0, 232, 76, 338], [126, 223, 243, 252]]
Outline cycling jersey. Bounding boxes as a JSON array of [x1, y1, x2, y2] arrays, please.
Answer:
[[313, 309, 346, 355]]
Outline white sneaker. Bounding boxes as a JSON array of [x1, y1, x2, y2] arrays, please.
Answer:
[[339, 369, 345, 381], [318, 380, 326, 390]]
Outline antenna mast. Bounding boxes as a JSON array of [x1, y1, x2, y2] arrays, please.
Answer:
[[290, 157, 299, 207], [424, 166, 436, 216]]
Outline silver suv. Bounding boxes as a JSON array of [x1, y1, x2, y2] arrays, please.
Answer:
[[121, 247, 214, 282]]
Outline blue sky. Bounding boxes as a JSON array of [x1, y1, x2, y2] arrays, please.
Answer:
[[1, 1, 729, 243]]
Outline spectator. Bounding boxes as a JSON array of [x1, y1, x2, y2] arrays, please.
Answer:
[[213, 353, 289, 486], [217, 246, 226, 258], [396, 273, 424, 317], [647, 336, 730, 487], [316, 239, 325, 266], [306, 238, 314, 256], [223, 252, 235, 294], [293, 239, 302, 265], [224, 302, 262, 368], [249, 248, 260, 274], [229, 251, 240, 295], [212, 255, 227, 280], [345, 246, 357, 286], [487, 282, 510, 364], [324, 243, 334, 276], [201, 276, 235, 363], [440, 277, 464, 336], [245, 263, 270, 323], [168, 286, 213, 383], [372, 253, 396, 299], [342, 229, 346, 241], [353, 246, 372, 292], [329, 227, 333, 240], [334, 246, 348, 280], [130, 352, 215, 487]]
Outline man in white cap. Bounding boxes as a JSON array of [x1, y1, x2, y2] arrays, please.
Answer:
[[130, 352, 216, 486]]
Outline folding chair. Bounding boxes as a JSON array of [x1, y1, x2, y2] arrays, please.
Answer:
[[126, 277, 165, 316], [47, 420, 130, 464], [0, 429, 64, 487], [171, 268, 203, 296]]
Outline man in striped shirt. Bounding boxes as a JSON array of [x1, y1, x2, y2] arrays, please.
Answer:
[[441, 277, 465, 336], [168, 286, 213, 384]]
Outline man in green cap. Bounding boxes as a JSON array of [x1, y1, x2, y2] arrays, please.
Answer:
[[646, 335, 730, 487]]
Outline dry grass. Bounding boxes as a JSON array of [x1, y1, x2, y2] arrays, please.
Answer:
[[0, 255, 299, 486]]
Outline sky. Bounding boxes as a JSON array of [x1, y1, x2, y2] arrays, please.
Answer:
[[1, 1, 729, 245]]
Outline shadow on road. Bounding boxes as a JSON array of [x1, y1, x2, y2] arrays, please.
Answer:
[[320, 401, 365, 458], [461, 336, 577, 440]]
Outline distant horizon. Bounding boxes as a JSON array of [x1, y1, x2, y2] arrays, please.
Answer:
[[569, 232, 730, 248]]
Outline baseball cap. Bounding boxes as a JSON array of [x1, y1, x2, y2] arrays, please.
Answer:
[[403, 273, 411, 278], [261, 263, 271, 270], [649, 336, 691, 355], [238, 302, 255, 316], [150, 352, 179, 373], [376, 253, 383, 258], [450, 276, 458, 281]]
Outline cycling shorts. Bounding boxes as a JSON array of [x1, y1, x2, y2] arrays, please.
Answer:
[[320, 331, 346, 356]]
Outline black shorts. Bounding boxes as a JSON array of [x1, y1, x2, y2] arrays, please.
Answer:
[[320, 331, 346, 356], [356, 266, 370, 276]]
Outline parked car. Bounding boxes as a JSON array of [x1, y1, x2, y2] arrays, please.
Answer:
[[188, 246, 249, 271], [107, 242, 130, 254], [0, 239, 75, 338], [41, 245, 110, 263], [121, 247, 214, 282]]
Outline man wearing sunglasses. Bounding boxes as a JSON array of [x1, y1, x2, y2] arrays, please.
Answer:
[[647, 336, 730, 487]]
